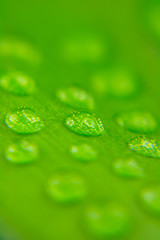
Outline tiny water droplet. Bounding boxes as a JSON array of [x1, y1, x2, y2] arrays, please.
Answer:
[[0, 71, 35, 95], [113, 159, 144, 178], [129, 136, 160, 158], [47, 173, 86, 203], [65, 112, 104, 136], [5, 140, 38, 164], [5, 108, 44, 134], [116, 111, 157, 134], [86, 203, 130, 237], [140, 186, 160, 215], [0, 37, 41, 64], [57, 87, 94, 110], [92, 69, 139, 98], [70, 143, 97, 162]]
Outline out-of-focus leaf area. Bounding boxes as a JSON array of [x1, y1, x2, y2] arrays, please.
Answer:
[[1, 0, 160, 239]]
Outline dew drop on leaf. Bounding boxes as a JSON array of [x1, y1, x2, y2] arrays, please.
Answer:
[[116, 111, 157, 134], [5, 140, 38, 164], [57, 87, 94, 110], [92, 69, 139, 98], [86, 203, 131, 237], [47, 173, 86, 203], [70, 143, 97, 162], [140, 186, 160, 215], [5, 108, 44, 134], [65, 112, 104, 136], [113, 159, 144, 179], [128, 136, 160, 158], [0, 71, 35, 96], [0, 37, 41, 64]]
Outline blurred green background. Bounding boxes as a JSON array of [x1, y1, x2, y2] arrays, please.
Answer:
[[1, 0, 160, 239]]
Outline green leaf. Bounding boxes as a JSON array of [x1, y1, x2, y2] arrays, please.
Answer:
[[1, 0, 160, 239]]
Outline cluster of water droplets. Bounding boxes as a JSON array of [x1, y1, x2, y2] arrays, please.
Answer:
[[55, 82, 135, 237], [115, 107, 160, 219], [47, 20, 160, 239], [1, 33, 160, 239], [112, 92, 160, 222], [0, 38, 44, 169]]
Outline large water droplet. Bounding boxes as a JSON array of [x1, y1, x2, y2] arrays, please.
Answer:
[[113, 159, 144, 178], [92, 69, 139, 98], [0, 37, 41, 64], [5, 108, 44, 134], [5, 140, 38, 164], [129, 136, 160, 158], [140, 186, 160, 215], [86, 203, 130, 237], [116, 111, 157, 134], [47, 173, 86, 203], [0, 71, 35, 95], [70, 143, 97, 162], [57, 87, 94, 110], [65, 112, 104, 136]]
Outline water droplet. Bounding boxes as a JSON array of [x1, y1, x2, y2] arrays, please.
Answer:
[[0, 71, 35, 95], [0, 37, 41, 64], [5, 108, 44, 134], [113, 159, 144, 178], [129, 136, 160, 158], [70, 143, 97, 162], [5, 140, 38, 164], [86, 203, 130, 237], [140, 186, 160, 215], [63, 36, 105, 62], [47, 173, 86, 203], [57, 87, 94, 110], [116, 111, 157, 134], [92, 69, 139, 98], [65, 112, 104, 136]]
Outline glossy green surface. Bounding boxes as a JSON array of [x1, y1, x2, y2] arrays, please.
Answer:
[[1, 0, 160, 240]]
